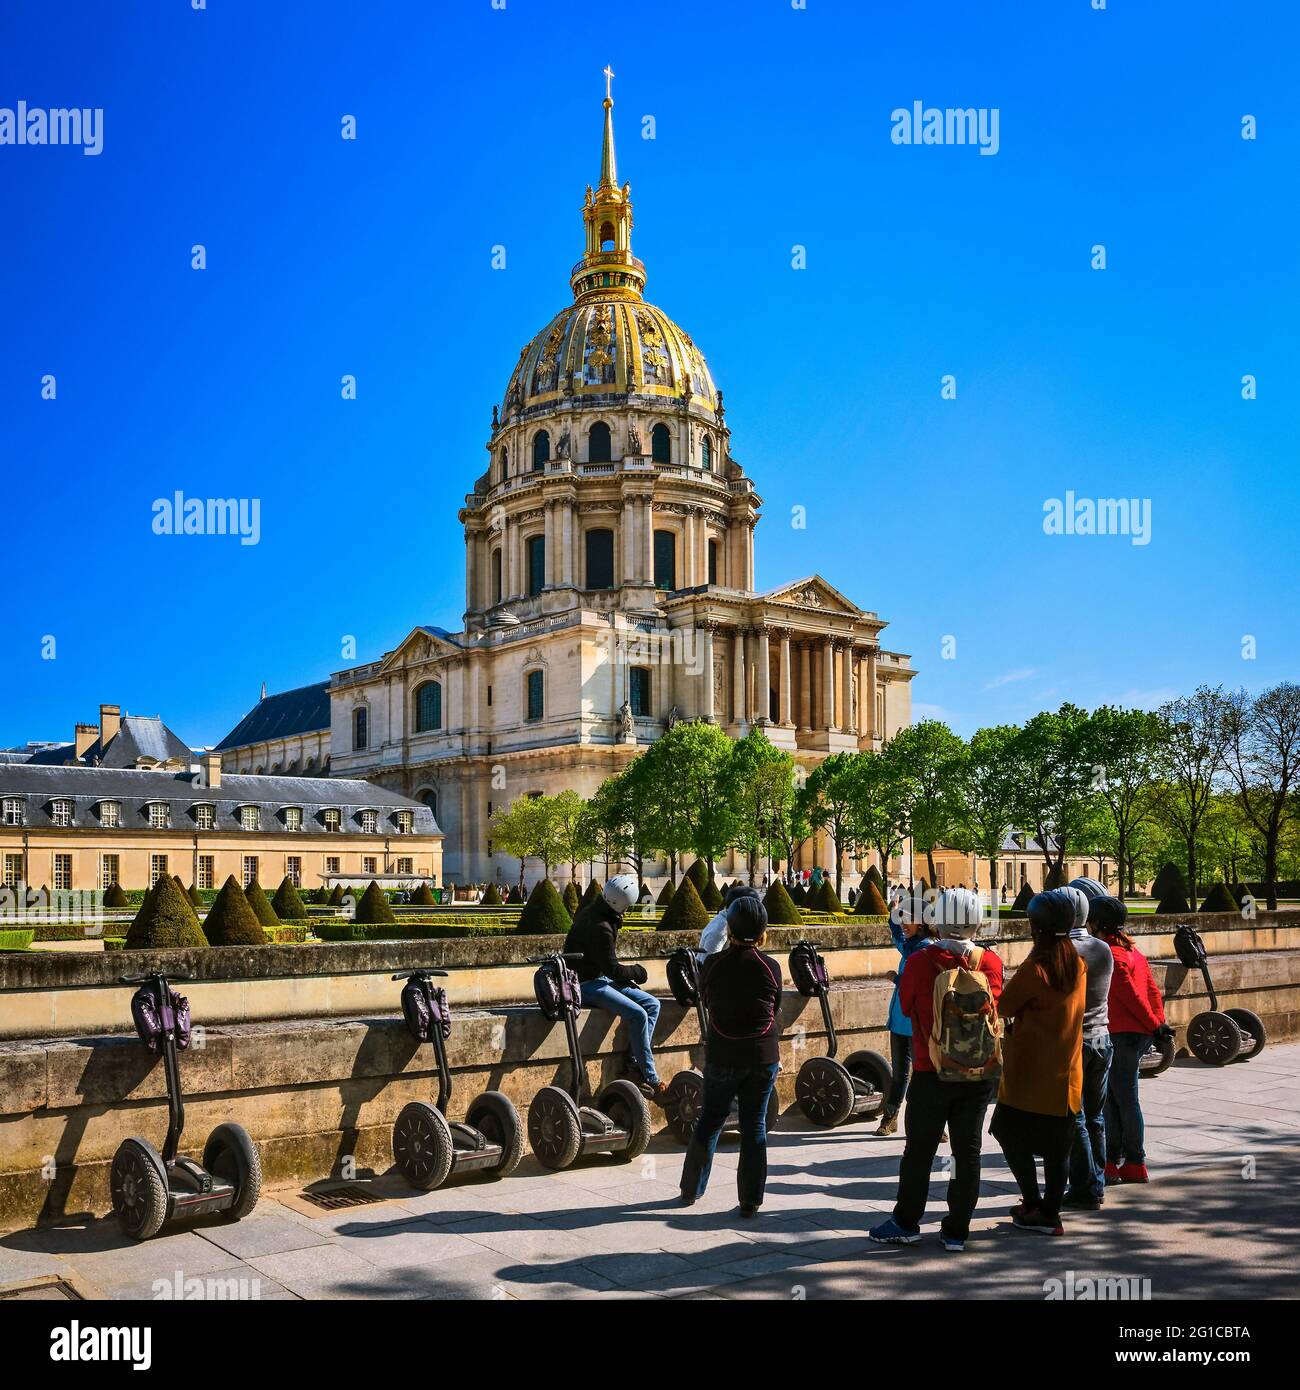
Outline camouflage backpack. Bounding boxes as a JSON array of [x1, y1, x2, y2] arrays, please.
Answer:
[[927, 947, 1003, 1081]]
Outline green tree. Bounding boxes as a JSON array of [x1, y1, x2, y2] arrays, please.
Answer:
[[1007, 704, 1101, 884], [800, 752, 863, 899], [852, 746, 910, 892], [489, 795, 559, 893], [1152, 686, 1232, 902], [887, 720, 969, 884], [549, 788, 599, 886], [1084, 705, 1164, 900], [729, 729, 795, 884], [1222, 682, 1300, 910], [629, 721, 736, 875], [958, 725, 1020, 896]]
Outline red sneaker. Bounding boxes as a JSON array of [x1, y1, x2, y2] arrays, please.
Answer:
[[1012, 1206, 1064, 1236], [1104, 1162, 1121, 1185], [1117, 1162, 1149, 1183]]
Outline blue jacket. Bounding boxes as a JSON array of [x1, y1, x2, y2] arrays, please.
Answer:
[[887, 921, 934, 1036]]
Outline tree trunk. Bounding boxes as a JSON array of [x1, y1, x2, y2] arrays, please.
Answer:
[[1264, 841, 1279, 911], [926, 847, 937, 884]]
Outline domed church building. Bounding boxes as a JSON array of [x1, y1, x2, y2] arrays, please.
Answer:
[[320, 75, 915, 884]]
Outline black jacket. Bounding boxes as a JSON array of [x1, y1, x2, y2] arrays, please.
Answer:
[[564, 898, 640, 986], [699, 944, 783, 1067]]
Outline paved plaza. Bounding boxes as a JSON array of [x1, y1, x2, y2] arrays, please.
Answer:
[[3, 1043, 1297, 1302]]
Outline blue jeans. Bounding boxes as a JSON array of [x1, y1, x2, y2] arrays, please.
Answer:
[[1068, 1035, 1112, 1200], [579, 978, 661, 1084], [1105, 1032, 1152, 1166], [680, 1061, 779, 1207]]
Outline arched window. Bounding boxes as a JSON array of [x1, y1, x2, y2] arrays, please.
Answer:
[[653, 530, 677, 590], [499, 447, 509, 478], [585, 528, 614, 589], [707, 538, 719, 586], [422, 789, 438, 822], [651, 423, 671, 463], [629, 666, 651, 718], [353, 707, 368, 751], [525, 669, 545, 722], [600, 220, 615, 251], [491, 547, 503, 605], [414, 681, 442, 733], [532, 431, 550, 471], [700, 434, 712, 470], [588, 421, 612, 463]]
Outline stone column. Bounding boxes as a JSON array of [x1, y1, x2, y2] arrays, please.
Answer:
[[841, 642, 854, 736], [684, 509, 697, 587], [731, 628, 746, 726], [695, 509, 708, 585], [507, 522, 521, 599], [561, 501, 574, 585], [799, 642, 812, 731], [699, 623, 715, 722], [755, 626, 771, 724], [822, 637, 837, 730], [543, 503, 556, 587], [641, 498, 655, 583], [866, 649, 879, 742], [779, 630, 793, 725]]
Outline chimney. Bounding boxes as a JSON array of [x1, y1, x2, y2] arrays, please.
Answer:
[[201, 751, 222, 791], [74, 722, 98, 759], [99, 704, 121, 749]]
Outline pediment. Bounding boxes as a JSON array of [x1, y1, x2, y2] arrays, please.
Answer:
[[379, 625, 464, 672], [762, 576, 862, 617]]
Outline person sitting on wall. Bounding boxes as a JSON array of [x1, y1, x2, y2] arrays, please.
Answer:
[[565, 873, 665, 1102]]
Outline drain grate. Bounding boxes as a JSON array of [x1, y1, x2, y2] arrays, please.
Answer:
[[298, 1184, 386, 1211]]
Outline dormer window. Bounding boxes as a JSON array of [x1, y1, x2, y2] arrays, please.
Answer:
[[194, 804, 215, 830], [148, 802, 171, 830], [283, 806, 302, 832], [394, 810, 413, 835], [2, 797, 24, 827], [99, 800, 121, 829], [323, 808, 341, 833], [51, 798, 75, 827], [239, 806, 261, 832], [360, 809, 378, 834]]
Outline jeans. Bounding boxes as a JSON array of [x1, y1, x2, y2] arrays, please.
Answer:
[[1068, 1035, 1113, 1200], [580, 978, 661, 1084], [1105, 1032, 1152, 1166], [893, 1070, 995, 1241], [886, 1031, 913, 1112], [1001, 1133, 1070, 1221], [680, 1061, 779, 1207]]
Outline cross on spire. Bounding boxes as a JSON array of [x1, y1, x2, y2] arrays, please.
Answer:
[[603, 65, 615, 103]]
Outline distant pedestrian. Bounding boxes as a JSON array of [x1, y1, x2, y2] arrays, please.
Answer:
[[1063, 878, 1116, 1210], [871, 895, 936, 1137]]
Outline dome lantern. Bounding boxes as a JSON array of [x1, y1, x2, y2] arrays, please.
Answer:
[[571, 67, 646, 304]]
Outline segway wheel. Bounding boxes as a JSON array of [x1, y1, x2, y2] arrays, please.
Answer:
[[843, 1049, 893, 1119], [1138, 1034, 1176, 1077], [528, 1086, 582, 1170], [662, 1069, 704, 1146], [595, 1079, 651, 1161], [795, 1057, 856, 1127], [1223, 1008, 1267, 1061], [393, 1101, 455, 1190], [466, 1091, 525, 1177], [110, 1138, 168, 1241], [202, 1122, 262, 1221], [1187, 1010, 1242, 1066]]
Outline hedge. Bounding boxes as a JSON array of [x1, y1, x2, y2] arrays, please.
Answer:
[[656, 879, 676, 906], [126, 875, 209, 950], [271, 875, 309, 921], [762, 880, 803, 926], [517, 878, 572, 934], [658, 875, 710, 933], [854, 879, 890, 916], [204, 876, 267, 947], [356, 880, 397, 925], [245, 881, 281, 928]]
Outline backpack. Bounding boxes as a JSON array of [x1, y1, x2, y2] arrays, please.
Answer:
[[401, 976, 452, 1043], [666, 947, 699, 1007], [788, 941, 829, 997], [533, 957, 583, 1021], [927, 947, 1002, 1081], [1173, 923, 1207, 970], [130, 984, 192, 1053]]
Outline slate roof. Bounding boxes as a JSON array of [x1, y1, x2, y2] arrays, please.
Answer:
[[214, 682, 332, 752], [25, 715, 193, 768], [0, 763, 441, 837]]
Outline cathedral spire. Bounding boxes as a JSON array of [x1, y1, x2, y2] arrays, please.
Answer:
[[571, 67, 645, 303], [599, 65, 618, 189]]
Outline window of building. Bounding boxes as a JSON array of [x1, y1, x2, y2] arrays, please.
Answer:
[[286, 856, 302, 888], [197, 854, 214, 890], [396, 857, 413, 875], [3, 853, 21, 887], [194, 803, 215, 830], [414, 682, 442, 733], [588, 421, 612, 463], [395, 810, 413, 835], [707, 538, 719, 585], [325, 855, 340, 876], [532, 430, 550, 470], [239, 806, 261, 832], [51, 798, 74, 827], [499, 446, 509, 478], [421, 790, 438, 822], [585, 528, 614, 589], [148, 803, 171, 830], [284, 806, 302, 832], [651, 423, 671, 463], [150, 854, 169, 886], [526, 669, 544, 722], [53, 853, 72, 890], [491, 548, 503, 605], [99, 800, 120, 829], [653, 529, 677, 590], [100, 855, 120, 890], [701, 434, 712, 470], [323, 808, 341, 833], [2, 798, 24, 827], [363, 856, 378, 875], [242, 856, 258, 888], [353, 707, 368, 750], [360, 809, 379, 834], [526, 534, 545, 596], [629, 666, 651, 718]]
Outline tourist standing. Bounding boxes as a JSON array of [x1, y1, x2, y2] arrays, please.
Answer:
[[1094, 900, 1168, 1184], [990, 888, 1086, 1237], [698, 884, 761, 958], [871, 895, 936, 1137], [1062, 879, 1115, 1210], [869, 888, 1004, 1252], [679, 896, 783, 1217]]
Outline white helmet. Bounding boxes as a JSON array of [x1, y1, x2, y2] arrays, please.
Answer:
[[603, 874, 639, 914], [935, 887, 982, 936]]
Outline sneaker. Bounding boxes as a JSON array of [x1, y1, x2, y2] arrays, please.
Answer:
[[738, 1203, 760, 1219], [872, 1109, 899, 1138], [1117, 1162, 1149, 1183], [868, 1217, 921, 1246], [1103, 1162, 1122, 1185], [1061, 1192, 1103, 1211], [1013, 1207, 1064, 1236], [940, 1233, 966, 1252], [678, 1191, 697, 1207]]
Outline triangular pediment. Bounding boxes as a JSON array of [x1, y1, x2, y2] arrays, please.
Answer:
[[761, 575, 863, 617], [379, 625, 464, 672]]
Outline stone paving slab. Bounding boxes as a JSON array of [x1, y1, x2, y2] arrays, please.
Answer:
[[1, 1042, 1296, 1300]]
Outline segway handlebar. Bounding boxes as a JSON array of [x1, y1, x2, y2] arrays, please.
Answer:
[[391, 969, 449, 980], [119, 971, 194, 985], [526, 952, 585, 966]]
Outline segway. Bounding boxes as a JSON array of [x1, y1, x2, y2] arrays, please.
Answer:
[[110, 972, 261, 1241], [789, 941, 892, 1127], [661, 947, 780, 1145], [526, 952, 651, 1170], [1174, 924, 1266, 1066], [391, 969, 523, 1189]]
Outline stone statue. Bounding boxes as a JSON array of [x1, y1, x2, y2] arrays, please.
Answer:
[[667, 704, 680, 729], [556, 428, 570, 458], [618, 700, 635, 741], [491, 404, 499, 430], [628, 421, 641, 454]]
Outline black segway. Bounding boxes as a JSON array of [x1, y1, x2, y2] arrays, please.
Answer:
[[110, 972, 261, 1241], [526, 952, 651, 1170], [661, 947, 780, 1145], [789, 941, 892, 1127], [1174, 924, 1266, 1066], [391, 969, 523, 1189]]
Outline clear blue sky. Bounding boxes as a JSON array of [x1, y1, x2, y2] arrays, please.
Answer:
[[1, 0, 1295, 748]]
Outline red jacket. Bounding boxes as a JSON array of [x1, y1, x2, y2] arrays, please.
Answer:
[[1105, 940, 1165, 1034], [898, 941, 1004, 1074]]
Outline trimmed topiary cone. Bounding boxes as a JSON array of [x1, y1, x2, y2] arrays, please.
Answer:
[[103, 882, 129, 909], [411, 882, 437, 907], [1008, 881, 1034, 916], [638, 881, 650, 905], [355, 880, 396, 925], [328, 883, 346, 906], [815, 879, 844, 913], [1200, 882, 1237, 913], [244, 880, 280, 927], [517, 878, 572, 934], [685, 859, 710, 900], [658, 874, 710, 933], [763, 880, 803, 926], [203, 875, 267, 946], [580, 878, 601, 908], [125, 874, 209, 950], [864, 863, 886, 894], [656, 879, 676, 906], [270, 875, 308, 920], [562, 880, 581, 915], [790, 882, 808, 906], [701, 875, 724, 912], [1156, 891, 1191, 914], [480, 882, 503, 907], [855, 879, 890, 917], [187, 883, 204, 909], [1150, 862, 1186, 902]]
